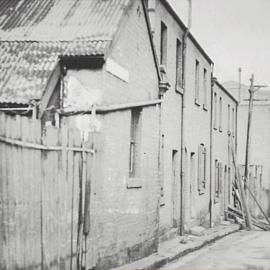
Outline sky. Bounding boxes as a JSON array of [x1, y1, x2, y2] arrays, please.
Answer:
[[169, 0, 270, 89]]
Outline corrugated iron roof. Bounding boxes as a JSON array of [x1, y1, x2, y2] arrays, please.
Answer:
[[0, 0, 131, 104], [0, 40, 109, 104], [0, 0, 130, 41]]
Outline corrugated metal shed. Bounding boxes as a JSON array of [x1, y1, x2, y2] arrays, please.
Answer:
[[0, 0, 131, 104]]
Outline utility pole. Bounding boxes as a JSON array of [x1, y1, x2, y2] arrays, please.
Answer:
[[243, 74, 267, 230], [244, 74, 255, 193], [244, 74, 267, 191]]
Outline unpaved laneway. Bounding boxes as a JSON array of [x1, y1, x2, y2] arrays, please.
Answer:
[[160, 230, 270, 269]]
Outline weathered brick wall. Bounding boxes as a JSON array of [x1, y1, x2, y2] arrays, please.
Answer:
[[62, 1, 161, 268], [91, 107, 160, 269], [179, 39, 211, 226], [182, 38, 212, 228], [212, 82, 237, 224], [152, 0, 213, 231]]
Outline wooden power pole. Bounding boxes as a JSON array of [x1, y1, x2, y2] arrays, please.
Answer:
[[244, 74, 267, 229], [244, 74, 255, 193]]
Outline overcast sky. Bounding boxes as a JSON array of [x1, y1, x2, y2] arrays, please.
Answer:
[[169, 0, 270, 89]]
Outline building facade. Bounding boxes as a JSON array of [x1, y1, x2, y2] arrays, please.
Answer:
[[211, 79, 238, 225], [147, 0, 213, 232]]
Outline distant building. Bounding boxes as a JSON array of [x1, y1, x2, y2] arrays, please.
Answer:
[[223, 81, 270, 216]]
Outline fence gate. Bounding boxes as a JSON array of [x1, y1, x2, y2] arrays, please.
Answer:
[[0, 112, 98, 270]]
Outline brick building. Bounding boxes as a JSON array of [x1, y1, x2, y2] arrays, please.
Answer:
[[211, 79, 238, 225], [146, 0, 213, 231], [0, 0, 167, 269]]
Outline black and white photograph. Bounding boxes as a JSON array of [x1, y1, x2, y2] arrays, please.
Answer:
[[0, 0, 270, 269]]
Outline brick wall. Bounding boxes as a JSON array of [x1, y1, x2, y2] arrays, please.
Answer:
[[91, 106, 160, 269], [182, 38, 212, 228], [152, 0, 183, 232], [151, 0, 213, 231], [62, 0, 161, 268]]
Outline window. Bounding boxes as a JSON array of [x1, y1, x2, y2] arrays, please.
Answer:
[[198, 144, 206, 194], [219, 97, 222, 132], [215, 160, 223, 202], [160, 21, 167, 66], [232, 107, 235, 137], [129, 108, 142, 178], [213, 93, 217, 129], [228, 104, 231, 134], [195, 60, 200, 104], [203, 68, 207, 109], [176, 39, 182, 90]]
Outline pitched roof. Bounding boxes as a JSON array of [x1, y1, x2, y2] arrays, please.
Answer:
[[0, 0, 131, 104]]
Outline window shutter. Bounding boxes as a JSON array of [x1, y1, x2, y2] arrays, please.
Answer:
[[218, 162, 223, 194], [215, 160, 219, 197], [198, 145, 202, 192], [203, 146, 207, 188]]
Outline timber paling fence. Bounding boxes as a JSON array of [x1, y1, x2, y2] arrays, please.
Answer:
[[0, 112, 98, 270]]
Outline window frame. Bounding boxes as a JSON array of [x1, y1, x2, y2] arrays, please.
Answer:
[[195, 60, 200, 105], [214, 160, 223, 203], [219, 96, 223, 132], [129, 108, 142, 179], [160, 21, 168, 67], [198, 144, 206, 195], [175, 38, 183, 92], [203, 68, 208, 110], [227, 104, 231, 135], [213, 92, 217, 130]]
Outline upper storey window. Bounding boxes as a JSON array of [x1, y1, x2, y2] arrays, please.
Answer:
[[160, 21, 168, 67], [176, 39, 183, 90], [214, 92, 217, 129], [219, 97, 223, 132], [203, 68, 207, 109], [195, 60, 200, 104]]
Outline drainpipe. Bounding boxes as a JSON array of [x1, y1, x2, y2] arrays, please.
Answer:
[[209, 72, 215, 228], [180, 0, 192, 236], [159, 65, 170, 239]]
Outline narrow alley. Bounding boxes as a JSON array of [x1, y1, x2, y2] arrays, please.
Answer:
[[160, 231, 270, 269]]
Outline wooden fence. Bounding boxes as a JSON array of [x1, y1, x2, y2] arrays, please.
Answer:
[[0, 112, 98, 270]]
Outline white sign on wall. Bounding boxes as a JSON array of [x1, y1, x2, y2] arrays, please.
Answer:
[[106, 58, 129, 83]]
